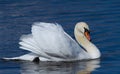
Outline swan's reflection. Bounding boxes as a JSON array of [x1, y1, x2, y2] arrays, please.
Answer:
[[20, 59, 100, 74]]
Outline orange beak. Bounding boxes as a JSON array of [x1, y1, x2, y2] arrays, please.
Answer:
[[84, 31, 91, 41]]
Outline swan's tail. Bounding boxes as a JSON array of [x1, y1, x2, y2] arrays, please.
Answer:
[[2, 53, 39, 62]]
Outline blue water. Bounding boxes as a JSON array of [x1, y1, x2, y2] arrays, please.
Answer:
[[0, 0, 120, 74]]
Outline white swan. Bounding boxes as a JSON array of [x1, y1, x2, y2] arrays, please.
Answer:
[[4, 22, 101, 62]]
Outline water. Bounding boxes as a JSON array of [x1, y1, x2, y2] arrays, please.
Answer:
[[0, 0, 120, 74]]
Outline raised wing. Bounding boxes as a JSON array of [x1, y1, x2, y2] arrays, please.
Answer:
[[19, 22, 87, 61]]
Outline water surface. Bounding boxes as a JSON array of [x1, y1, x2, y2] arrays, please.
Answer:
[[0, 0, 120, 74]]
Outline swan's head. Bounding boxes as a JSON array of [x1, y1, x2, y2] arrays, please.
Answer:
[[75, 22, 91, 41]]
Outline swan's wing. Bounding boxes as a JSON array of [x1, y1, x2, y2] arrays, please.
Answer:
[[19, 22, 87, 61]]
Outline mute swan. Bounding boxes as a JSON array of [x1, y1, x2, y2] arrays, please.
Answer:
[[3, 22, 101, 62]]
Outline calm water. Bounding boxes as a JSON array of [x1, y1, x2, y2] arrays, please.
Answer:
[[0, 0, 120, 74]]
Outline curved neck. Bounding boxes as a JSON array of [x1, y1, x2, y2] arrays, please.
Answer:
[[74, 28, 101, 59]]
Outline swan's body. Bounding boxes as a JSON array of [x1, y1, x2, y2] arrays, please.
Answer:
[[4, 22, 101, 62]]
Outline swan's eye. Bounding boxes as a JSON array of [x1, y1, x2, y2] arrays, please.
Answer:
[[84, 28, 90, 34]]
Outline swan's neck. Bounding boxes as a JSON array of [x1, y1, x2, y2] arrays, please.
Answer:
[[74, 29, 101, 59]]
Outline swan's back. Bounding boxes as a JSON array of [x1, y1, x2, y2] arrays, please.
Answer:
[[19, 22, 89, 61]]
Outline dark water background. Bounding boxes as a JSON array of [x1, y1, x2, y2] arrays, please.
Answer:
[[0, 0, 120, 74]]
